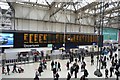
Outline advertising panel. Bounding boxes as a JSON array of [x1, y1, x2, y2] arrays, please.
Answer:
[[0, 33, 14, 47]]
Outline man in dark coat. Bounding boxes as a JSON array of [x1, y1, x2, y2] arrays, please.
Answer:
[[53, 67, 57, 78], [109, 49, 113, 60], [91, 53, 94, 60], [74, 64, 79, 78], [55, 72, 59, 80], [71, 54, 74, 62], [105, 68, 108, 79], [12, 63, 17, 73], [34, 74, 39, 80], [70, 66, 74, 76], [114, 54, 117, 59], [110, 66, 114, 77], [6, 65, 10, 75], [75, 58, 78, 63], [115, 63, 119, 71], [41, 51, 44, 58], [82, 56, 84, 62], [58, 62, 61, 71], [38, 65, 43, 76], [78, 54, 81, 62], [67, 61, 70, 70], [104, 61, 107, 68], [84, 69, 89, 77], [51, 61, 54, 70], [67, 72, 71, 80], [115, 70, 119, 80]]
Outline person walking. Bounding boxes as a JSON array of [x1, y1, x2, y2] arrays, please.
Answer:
[[6, 65, 10, 75], [110, 66, 114, 77], [91, 53, 94, 60], [67, 61, 70, 70], [55, 62, 58, 71], [38, 65, 43, 76], [70, 66, 74, 76], [74, 64, 79, 78], [82, 56, 84, 62], [34, 72, 39, 80], [91, 59, 94, 65], [115, 70, 119, 80], [55, 72, 59, 80], [67, 72, 71, 80], [115, 62, 119, 71], [51, 60, 54, 70], [2, 66, 5, 74], [12, 63, 18, 73], [104, 61, 107, 68], [105, 68, 108, 79], [84, 69, 89, 78], [114, 54, 117, 59], [75, 58, 78, 63], [58, 62, 61, 71], [71, 54, 74, 62], [53, 65, 57, 78], [78, 54, 81, 62]]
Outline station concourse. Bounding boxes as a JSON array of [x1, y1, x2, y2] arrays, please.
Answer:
[[0, 0, 120, 80]]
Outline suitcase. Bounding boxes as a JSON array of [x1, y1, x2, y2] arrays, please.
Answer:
[[94, 69, 102, 77]]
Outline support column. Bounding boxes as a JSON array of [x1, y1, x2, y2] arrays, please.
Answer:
[[118, 30, 120, 59]]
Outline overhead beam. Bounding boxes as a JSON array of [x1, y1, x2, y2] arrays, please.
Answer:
[[76, 2, 99, 13], [44, 0, 51, 6], [73, 2, 77, 12], [22, 2, 48, 7], [50, 1, 56, 8], [96, 6, 120, 16], [6, 1, 15, 11], [49, 0, 60, 9], [50, 2, 68, 17], [3, 15, 95, 27]]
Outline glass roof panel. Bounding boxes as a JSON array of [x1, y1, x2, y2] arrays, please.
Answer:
[[0, 2, 9, 9], [37, 0, 54, 5]]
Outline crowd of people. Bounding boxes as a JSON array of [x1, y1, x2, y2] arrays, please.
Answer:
[[34, 46, 120, 80], [2, 46, 120, 80], [2, 63, 24, 75]]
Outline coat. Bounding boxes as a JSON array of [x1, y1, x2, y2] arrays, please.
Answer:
[[58, 63, 61, 68], [67, 62, 69, 67], [38, 66, 43, 73], [7, 66, 10, 72], [53, 68, 57, 74], [105, 69, 108, 75], [67, 73, 71, 80]]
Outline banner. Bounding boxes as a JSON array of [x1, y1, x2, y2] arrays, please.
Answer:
[[103, 28, 118, 40]]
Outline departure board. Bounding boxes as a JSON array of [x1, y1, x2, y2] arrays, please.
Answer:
[[23, 33, 98, 44], [15, 32, 99, 48]]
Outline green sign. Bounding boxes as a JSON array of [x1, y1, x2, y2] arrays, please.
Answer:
[[103, 28, 118, 40], [47, 44, 52, 48]]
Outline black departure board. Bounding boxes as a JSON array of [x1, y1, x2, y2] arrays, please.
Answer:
[[13, 31, 99, 48]]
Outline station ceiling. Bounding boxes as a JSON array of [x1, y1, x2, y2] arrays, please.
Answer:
[[0, 0, 120, 29]]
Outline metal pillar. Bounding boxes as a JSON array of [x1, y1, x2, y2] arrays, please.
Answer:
[[118, 29, 120, 60]]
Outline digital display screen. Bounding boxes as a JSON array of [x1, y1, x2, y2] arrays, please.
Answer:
[[23, 33, 98, 44], [0, 33, 14, 47], [13, 32, 98, 48]]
